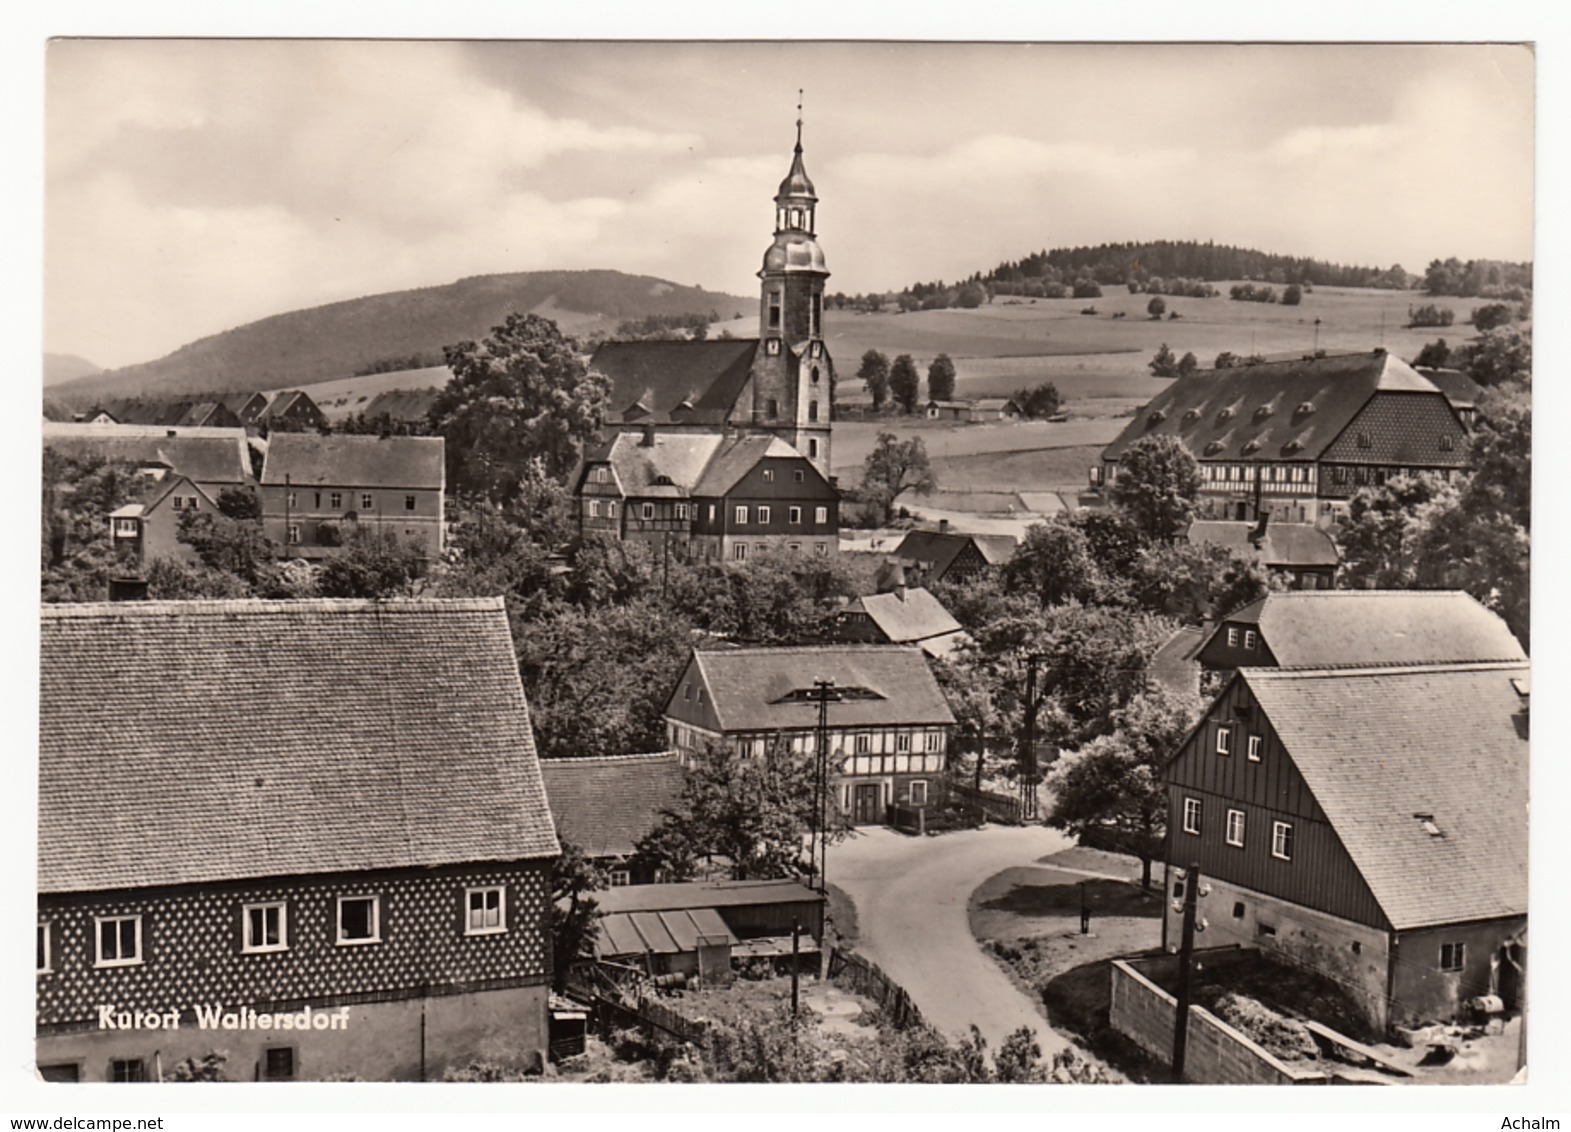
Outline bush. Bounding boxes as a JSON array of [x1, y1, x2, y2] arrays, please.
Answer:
[[1471, 302, 1514, 332], [1072, 279, 1103, 299], [1282, 283, 1303, 306], [1407, 303, 1455, 328], [1146, 296, 1166, 319]]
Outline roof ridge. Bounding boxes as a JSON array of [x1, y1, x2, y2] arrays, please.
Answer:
[[695, 643, 926, 655], [42, 596, 505, 618], [1246, 660, 1529, 679], [541, 751, 678, 764]]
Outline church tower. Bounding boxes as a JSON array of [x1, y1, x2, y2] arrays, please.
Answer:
[[750, 104, 833, 478]]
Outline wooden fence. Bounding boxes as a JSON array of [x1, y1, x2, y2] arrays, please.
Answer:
[[566, 962, 710, 1047], [827, 946, 925, 1031], [948, 780, 1024, 826]]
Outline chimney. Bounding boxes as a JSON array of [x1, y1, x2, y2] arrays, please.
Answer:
[[641, 423, 656, 447], [109, 576, 149, 602], [1249, 509, 1270, 549], [938, 518, 950, 535]]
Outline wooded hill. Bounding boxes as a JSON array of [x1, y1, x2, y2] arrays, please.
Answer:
[[49, 270, 753, 403]]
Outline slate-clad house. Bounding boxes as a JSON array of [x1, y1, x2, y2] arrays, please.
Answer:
[[1183, 517, 1340, 590], [42, 423, 255, 501], [538, 753, 686, 886], [1163, 661, 1528, 1031], [576, 430, 838, 561], [890, 528, 1017, 586], [259, 433, 445, 561], [1096, 350, 1472, 525], [37, 598, 560, 1083], [663, 645, 954, 826]]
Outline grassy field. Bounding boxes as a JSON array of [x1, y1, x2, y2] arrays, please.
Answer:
[[931, 444, 1105, 494], [268, 366, 449, 420], [830, 417, 1123, 477]]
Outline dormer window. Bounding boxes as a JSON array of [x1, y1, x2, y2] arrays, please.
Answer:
[[1295, 401, 1316, 416], [1440, 434, 1455, 451], [1218, 407, 1236, 421], [1254, 405, 1274, 420], [1182, 408, 1201, 423]]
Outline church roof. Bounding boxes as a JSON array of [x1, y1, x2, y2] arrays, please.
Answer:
[[777, 140, 816, 200], [591, 339, 760, 426]]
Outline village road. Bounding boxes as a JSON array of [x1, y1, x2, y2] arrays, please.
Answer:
[[825, 824, 1075, 1056]]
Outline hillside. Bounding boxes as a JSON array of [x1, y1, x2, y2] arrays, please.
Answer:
[[44, 353, 103, 387], [50, 270, 752, 403]]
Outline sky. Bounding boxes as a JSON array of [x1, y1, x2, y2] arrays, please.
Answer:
[[45, 40, 1536, 370]]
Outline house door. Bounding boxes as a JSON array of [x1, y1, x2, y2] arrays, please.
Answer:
[[1234, 501, 1249, 520], [852, 784, 882, 825]]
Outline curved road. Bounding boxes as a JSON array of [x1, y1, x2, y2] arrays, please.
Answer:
[[825, 825, 1074, 1055]]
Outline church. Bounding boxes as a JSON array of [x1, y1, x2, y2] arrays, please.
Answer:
[[574, 116, 840, 558]]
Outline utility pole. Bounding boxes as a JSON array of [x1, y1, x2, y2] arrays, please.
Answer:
[[791, 919, 802, 1021], [1019, 654, 1046, 821], [1171, 861, 1206, 1083], [283, 473, 292, 560], [812, 679, 837, 895]]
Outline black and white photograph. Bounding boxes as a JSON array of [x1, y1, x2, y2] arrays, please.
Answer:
[[24, 24, 1554, 1115]]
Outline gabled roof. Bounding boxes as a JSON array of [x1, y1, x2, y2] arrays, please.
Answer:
[[590, 339, 761, 426], [974, 398, 1019, 412], [595, 878, 821, 915], [1417, 367, 1486, 410], [217, 391, 272, 423], [1150, 625, 1206, 695], [139, 474, 220, 515], [1185, 521, 1340, 569], [892, 530, 1017, 576], [1100, 350, 1447, 464], [595, 431, 725, 498], [362, 388, 443, 423], [686, 645, 955, 732], [539, 753, 686, 860], [849, 587, 963, 645], [1243, 662, 1528, 929], [261, 432, 444, 490], [1215, 590, 1526, 667], [39, 598, 559, 894], [42, 423, 253, 485], [691, 435, 806, 497], [265, 390, 324, 420]]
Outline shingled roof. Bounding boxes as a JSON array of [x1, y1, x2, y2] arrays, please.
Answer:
[[39, 598, 559, 894], [591, 339, 761, 425], [362, 387, 443, 424], [539, 753, 686, 860], [892, 530, 1018, 576], [593, 431, 725, 498], [690, 435, 804, 496], [1185, 520, 1341, 570], [850, 587, 963, 645], [1100, 350, 1450, 464], [42, 423, 254, 485], [688, 645, 955, 732], [1215, 590, 1526, 667], [261, 433, 444, 490], [1417, 367, 1486, 411], [1243, 662, 1528, 929]]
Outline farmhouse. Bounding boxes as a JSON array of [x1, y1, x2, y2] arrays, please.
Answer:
[[362, 387, 443, 426], [259, 433, 445, 561], [890, 527, 1017, 586], [1163, 660, 1528, 1031], [1182, 516, 1340, 590], [261, 390, 330, 432], [586, 120, 835, 479], [824, 562, 967, 660], [82, 399, 244, 430], [37, 597, 560, 1082], [106, 475, 224, 569], [924, 398, 1020, 423], [538, 752, 687, 887], [575, 428, 838, 561], [663, 645, 954, 826], [42, 423, 255, 501], [1095, 349, 1471, 525]]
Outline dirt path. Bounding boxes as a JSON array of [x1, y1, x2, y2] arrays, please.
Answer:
[[824, 825, 1075, 1055]]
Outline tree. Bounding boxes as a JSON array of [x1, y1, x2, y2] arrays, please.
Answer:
[[315, 526, 426, 598], [635, 738, 826, 882], [857, 349, 891, 410], [1126, 539, 1275, 623], [1214, 351, 1240, 369], [1108, 435, 1202, 542], [41, 452, 146, 602], [1412, 339, 1452, 370], [1047, 687, 1203, 888], [927, 354, 957, 403], [216, 487, 261, 521], [956, 282, 988, 309], [861, 432, 935, 524], [1334, 473, 1460, 590], [1282, 283, 1303, 306], [1146, 296, 1166, 320], [1461, 325, 1532, 387], [888, 354, 921, 414], [1001, 519, 1105, 607], [433, 312, 611, 499], [1471, 303, 1513, 332], [1012, 382, 1061, 419], [1176, 351, 1199, 378], [549, 838, 605, 991], [1072, 278, 1102, 299], [1148, 344, 1178, 378], [177, 509, 276, 588]]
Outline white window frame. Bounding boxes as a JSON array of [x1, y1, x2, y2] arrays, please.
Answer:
[[762, 469, 774, 483], [242, 901, 289, 954], [464, 886, 507, 936], [1226, 626, 1239, 647], [361, 493, 374, 511], [1244, 630, 1258, 651], [909, 780, 929, 806], [609, 870, 631, 888], [1216, 725, 1233, 756], [1440, 942, 1466, 972], [676, 503, 689, 521], [758, 506, 771, 525], [794, 470, 805, 483], [1247, 734, 1263, 762], [37, 921, 51, 974], [335, 895, 381, 946], [735, 505, 748, 525], [286, 491, 297, 508], [789, 506, 802, 525], [925, 731, 942, 752], [854, 734, 871, 754], [733, 543, 746, 561], [1271, 821, 1294, 861], [641, 503, 654, 521], [815, 506, 828, 524], [607, 502, 617, 519], [94, 914, 143, 968], [896, 732, 912, 752], [330, 491, 343, 510], [287, 524, 301, 545], [1182, 797, 1201, 835], [405, 494, 416, 511], [1225, 809, 1246, 848], [816, 542, 828, 555], [589, 500, 601, 518]]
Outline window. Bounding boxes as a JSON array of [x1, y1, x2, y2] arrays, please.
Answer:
[[287, 524, 301, 545], [589, 500, 601, 519], [591, 467, 606, 483], [1440, 434, 1455, 451], [1182, 797, 1201, 835], [405, 495, 416, 511], [609, 870, 631, 888], [762, 468, 775, 483], [925, 731, 941, 752], [263, 1047, 296, 1082], [1332, 466, 1347, 485], [465, 886, 506, 935], [1247, 734, 1263, 762], [286, 491, 297, 508], [735, 506, 749, 525], [336, 896, 380, 945], [766, 399, 779, 419], [676, 503, 689, 521], [95, 915, 142, 967], [1271, 821, 1294, 861], [1243, 630, 1258, 650], [790, 208, 802, 228], [789, 506, 802, 524], [313, 492, 322, 507], [794, 470, 805, 483], [1355, 466, 1369, 485], [896, 732, 912, 752], [808, 439, 819, 459], [1232, 902, 1246, 919], [37, 922, 50, 974], [909, 780, 928, 806], [758, 506, 771, 525], [789, 543, 801, 553], [113, 518, 139, 536], [171, 496, 183, 511], [1225, 809, 1246, 847], [708, 505, 716, 523], [767, 338, 781, 356], [1258, 923, 1277, 938], [330, 491, 342, 510], [109, 1059, 146, 1083], [243, 902, 288, 953], [769, 292, 781, 331], [854, 734, 871, 754], [1173, 880, 1185, 899], [811, 366, 820, 384], [815, 542, 828, 555], [1215, 726, 1233, 756], [1440, 942, 1466, 971], [607, 502, 617, 518], [808, 401, 819, 422], [733, 544, 747, 561], [641, 503, 654, 521], [361, 493, 374, 511], [1226, 627, 1239, 647], [1357, 432, 1371, 449], [811, 293, 822, 336], [1351, 941, 1362, 954], [815, 506, 828, 524]]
